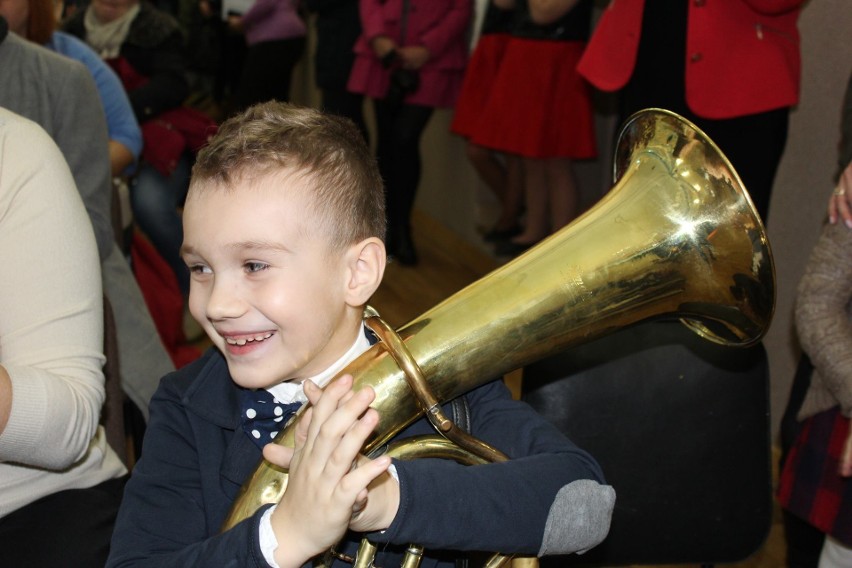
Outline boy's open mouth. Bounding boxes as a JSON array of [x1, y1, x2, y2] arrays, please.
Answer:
[[224, 332, 274, 346]]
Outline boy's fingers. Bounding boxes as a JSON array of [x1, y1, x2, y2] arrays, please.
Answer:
[[303, 387, 377, 473], [340, 455, 391, 500], [324, 407, 379, 475], [293, 407, 313, 448], [263, 443, 296, 469], [303, 375, 353, 451]]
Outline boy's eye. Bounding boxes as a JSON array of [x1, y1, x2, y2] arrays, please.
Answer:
[[245, 262, 269, 273], [189, 264, 212, 275]]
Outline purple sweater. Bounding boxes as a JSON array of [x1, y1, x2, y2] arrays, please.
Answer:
[[241, 0, 305, 46]]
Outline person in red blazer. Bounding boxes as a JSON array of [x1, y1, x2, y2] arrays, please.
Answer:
[[576, 0, 805, 224]]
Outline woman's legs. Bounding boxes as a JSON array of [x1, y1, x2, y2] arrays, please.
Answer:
[[234, 37, 306, 113], [467, 144, 524, 236], [498, 156, 578, 255], [373, 100, 434, 265], [513, 157, 549, 245], [547, 157, 579, 232]]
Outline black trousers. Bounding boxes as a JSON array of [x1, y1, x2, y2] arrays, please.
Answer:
[[321, 88, 368, 143], [234, 37, 306, 114], [373, 99, 434, 239], [0, 475, 127, 567]]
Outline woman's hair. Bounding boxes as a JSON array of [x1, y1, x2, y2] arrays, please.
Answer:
[[26, 0, 56, 45], [190, 102, 386, 250]]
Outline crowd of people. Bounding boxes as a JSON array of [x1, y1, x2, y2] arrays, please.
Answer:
[[0, 0, 843, 566]]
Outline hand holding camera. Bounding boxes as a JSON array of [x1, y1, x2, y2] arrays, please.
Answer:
[[380, 48, 421, 105]]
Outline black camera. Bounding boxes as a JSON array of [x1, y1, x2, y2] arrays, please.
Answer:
[[381, 49, 420, 105]]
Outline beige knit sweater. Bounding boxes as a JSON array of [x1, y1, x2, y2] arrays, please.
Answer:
[[796, 220, 852, 420], [0, 109, 125, 517]]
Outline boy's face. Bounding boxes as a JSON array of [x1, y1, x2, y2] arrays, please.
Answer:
[[181, 171, 359, 389]]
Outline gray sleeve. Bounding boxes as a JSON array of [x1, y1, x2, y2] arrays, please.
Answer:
[[53, 59, 115, 261], [795, 221, 852, 417], [539, 479, 616, 556]]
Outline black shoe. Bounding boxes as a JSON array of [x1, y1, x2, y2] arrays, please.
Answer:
[[388, 230, 418, 266]]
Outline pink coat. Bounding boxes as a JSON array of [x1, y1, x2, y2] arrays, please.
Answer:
[[577, 0, 804, 119], [347, 0, 472, 108]]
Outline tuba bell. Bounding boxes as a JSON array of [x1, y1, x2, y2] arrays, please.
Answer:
[[221, 109, 776, 565]]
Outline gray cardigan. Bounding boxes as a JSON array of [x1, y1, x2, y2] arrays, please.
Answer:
[[796, 221, 852, 419], [796, 71, 852, 419]]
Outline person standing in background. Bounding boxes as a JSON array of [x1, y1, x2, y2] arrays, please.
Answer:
[[577, 0, 805, 225], [778, 69, 852, 568], [305, 0, 368, 140], [226, 0, 305, 114], [450, 1, 524, 245], [347, 0, 472, 266], [472, 0, 597, 257]]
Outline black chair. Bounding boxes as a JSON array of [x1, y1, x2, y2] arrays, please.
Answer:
[[522, 320, 772, 566]]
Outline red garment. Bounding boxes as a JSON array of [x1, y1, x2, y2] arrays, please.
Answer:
[[450, 33, 511, 139], [131, 233, 201, 369], [347, 0, 471, 109], [470, 39, 597, 159], [107, 56, 218, 176], [577, 0, 803, 119], [778, 406, 852, 546]]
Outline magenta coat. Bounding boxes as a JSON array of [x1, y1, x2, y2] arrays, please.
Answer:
[[347, 0, 472, 108], [576, 0, 804, 120]]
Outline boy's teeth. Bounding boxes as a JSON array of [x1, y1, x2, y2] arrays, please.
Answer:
[[226, 332, 273, 345]]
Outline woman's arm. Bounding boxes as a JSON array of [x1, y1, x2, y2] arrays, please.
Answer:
[[795, 222, 852, 416], [0, 110, 106, 469]]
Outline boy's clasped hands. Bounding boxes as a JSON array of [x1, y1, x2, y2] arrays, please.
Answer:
[[263, 374, 400, 568]]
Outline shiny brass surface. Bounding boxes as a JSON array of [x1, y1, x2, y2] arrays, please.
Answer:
[[221, 109, 776, 561]]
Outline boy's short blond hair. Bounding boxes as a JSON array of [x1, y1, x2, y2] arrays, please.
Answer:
[[191, 102, 386, 250]]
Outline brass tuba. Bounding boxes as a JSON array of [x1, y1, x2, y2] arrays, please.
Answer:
[[221, 109, 776, 565]]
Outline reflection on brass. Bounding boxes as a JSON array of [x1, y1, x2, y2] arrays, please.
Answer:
[[221, 109, 776, 566]]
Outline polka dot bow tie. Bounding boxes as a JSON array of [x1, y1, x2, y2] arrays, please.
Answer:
[[239, 388, 303, 450]]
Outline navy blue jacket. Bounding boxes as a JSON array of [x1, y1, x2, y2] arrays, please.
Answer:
[[107, 348, 611, 567]]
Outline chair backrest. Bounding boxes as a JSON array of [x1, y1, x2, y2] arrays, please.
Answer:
[[522, 320, 772, 566], [101, 295, 129, 467]]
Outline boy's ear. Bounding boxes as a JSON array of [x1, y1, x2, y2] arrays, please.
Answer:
[[344, 237, 387, 307]]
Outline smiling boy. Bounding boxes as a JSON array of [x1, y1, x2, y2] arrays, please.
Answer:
[[106, 102, 615, 568]]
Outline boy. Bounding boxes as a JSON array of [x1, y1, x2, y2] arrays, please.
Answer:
[[106, 102, 615, 567]]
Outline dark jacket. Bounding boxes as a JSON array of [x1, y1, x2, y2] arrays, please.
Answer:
[[63, 1, 189, 121], [107, 348, 614, 567]]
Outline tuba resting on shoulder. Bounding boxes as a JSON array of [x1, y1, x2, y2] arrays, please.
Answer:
[[222, 109, 776, 567]]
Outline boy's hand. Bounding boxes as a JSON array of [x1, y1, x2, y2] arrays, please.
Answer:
[[264, 376, 391, 568], [347, 455, 400, 533]]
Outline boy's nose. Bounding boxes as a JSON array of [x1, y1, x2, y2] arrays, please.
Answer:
[[204, 278, 246, 320]]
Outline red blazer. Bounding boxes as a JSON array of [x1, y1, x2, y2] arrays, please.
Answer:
[[577, 0, 804, 119]]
